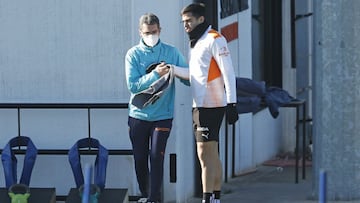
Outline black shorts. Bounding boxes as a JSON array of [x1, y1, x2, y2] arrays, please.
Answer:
[[192, 107, 225, 142]]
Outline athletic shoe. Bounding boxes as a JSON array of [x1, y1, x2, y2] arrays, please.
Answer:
[[146, 200, 159, 203], [138, 197, 148, 203]]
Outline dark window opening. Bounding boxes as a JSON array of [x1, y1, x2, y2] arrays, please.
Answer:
[[194, 0, 218, 30], [252, 0, 282, 87], [220, 0, 249, 19]]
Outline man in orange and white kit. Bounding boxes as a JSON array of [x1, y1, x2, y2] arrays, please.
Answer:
[[174, 3, 239, 203]]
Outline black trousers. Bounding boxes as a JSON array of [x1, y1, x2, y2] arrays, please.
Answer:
[[128, 116, 172, 202]]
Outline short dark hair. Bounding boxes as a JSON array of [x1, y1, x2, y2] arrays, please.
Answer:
[[139, 13, 160, 28], [181, 3, 206, 18]]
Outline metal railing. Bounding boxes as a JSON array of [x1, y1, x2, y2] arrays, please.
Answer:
[[0, 103, 131, 155], [0, 101, 307, 200], [0, 103, 135, 201], [224, 99, 308, 183]]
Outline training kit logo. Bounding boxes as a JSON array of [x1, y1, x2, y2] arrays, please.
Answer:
[[197, 127, 209, 140], [219, 46, 230, 57]]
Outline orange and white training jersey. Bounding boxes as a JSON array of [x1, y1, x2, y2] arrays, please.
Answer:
[[189, 26, 237, 108]]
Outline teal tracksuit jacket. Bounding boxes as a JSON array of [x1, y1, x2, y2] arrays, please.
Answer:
[[125, 39, 188, 121]]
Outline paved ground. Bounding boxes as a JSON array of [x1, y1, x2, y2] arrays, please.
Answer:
[[128, 165, 360, 203], [186, 165, 360, 203], [186, 165, 314, 203]]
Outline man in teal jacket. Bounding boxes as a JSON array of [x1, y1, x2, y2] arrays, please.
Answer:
[[125, 13, 188, 203]]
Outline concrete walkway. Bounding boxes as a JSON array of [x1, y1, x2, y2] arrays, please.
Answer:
[[186, 165, 359, 203], [186, 165, 314, 203], [127, 165, 359, 203]]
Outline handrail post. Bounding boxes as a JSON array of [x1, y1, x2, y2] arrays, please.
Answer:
[[295, 104, 299, 183], [302, 101, 306, 179], [224, 117, 228, 183], [231, 123, 236, 178], [17, 107, 21, 150], [87, 108, 91, 150]]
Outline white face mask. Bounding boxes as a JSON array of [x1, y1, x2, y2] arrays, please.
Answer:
[[143, 34, 159, 47]]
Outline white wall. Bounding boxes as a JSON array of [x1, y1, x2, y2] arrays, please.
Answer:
[[217, 0, 255, 177], [253, 110, 282, 164], [0, 0, 136, 196], [217, 0, 290, 177], [0, 0, 132, 103], [282, 0, 298, 152]]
